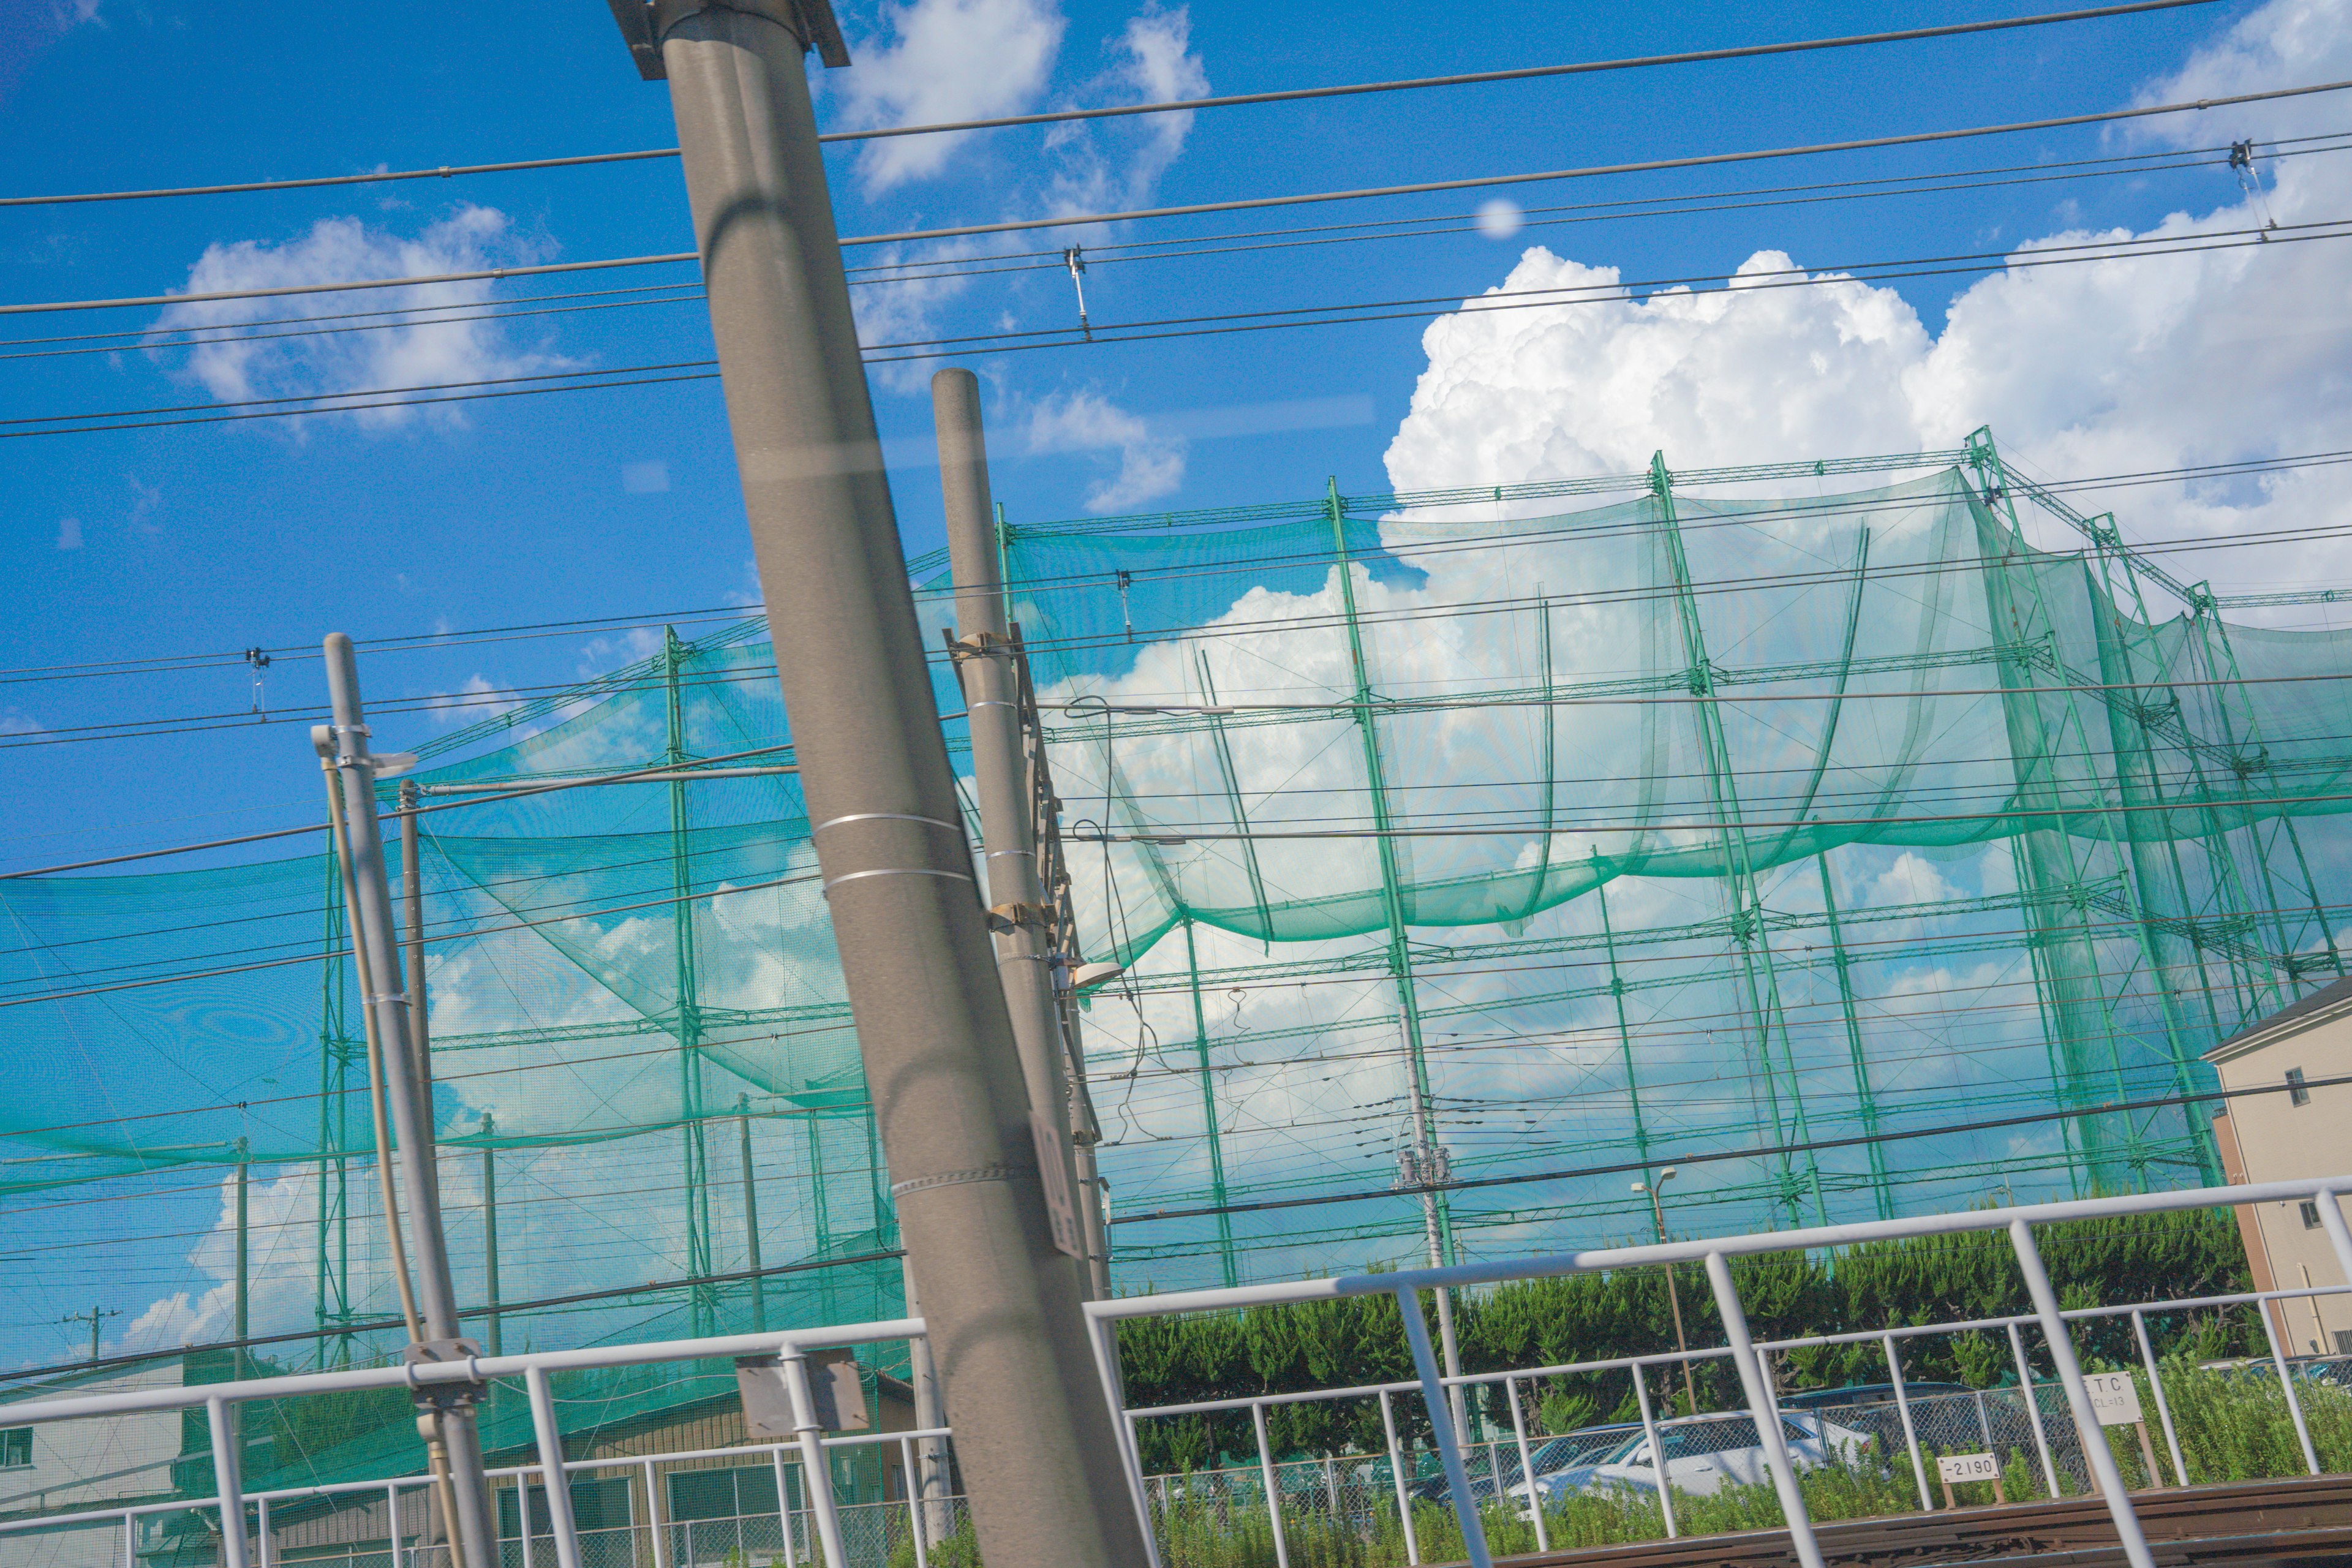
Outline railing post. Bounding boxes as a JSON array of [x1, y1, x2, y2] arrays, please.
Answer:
[[779, 1349, 850, 1568], [1081, 1313, 1164, 1568], [2131, 1311, 2188, 1487], [899, 1436, 930, 1568], [641, 1458, 668, 1568], [1882, 1333, 1932, 1512], [1703, 1254, 1824, 1567], [2313, 1186, 2352, 1294], [1378, 1389, 1419, 1566], [255, 1495, 273, 1568], [206, 1398, 251, 1568], [388, 1483, 404, 1568], [2007, 1322, 2060, 1496], [524, 1368, 584, 1568], [771, 1447, 798, 1568], [1322, 1453, 1339, 1526], [2008, 1219, 2155, 1568], [1502, 1377, 1547, 1553], [1629, 1363, 1676, 1539], [1395, 1286, 1490, 1568], [2255, 1291, 2322, 1475], [1973, 1387, 1995, 1457], [121, 1510, 135, 1568], [1250, 1401, 1289, 1568]]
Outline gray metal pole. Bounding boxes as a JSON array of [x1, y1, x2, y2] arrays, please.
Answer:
[[317, 635, 497, 1568], [614, 9, 1148, 1564], [934, 367, 1089, 1280]]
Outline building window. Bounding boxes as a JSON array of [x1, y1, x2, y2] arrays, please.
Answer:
[[0, 1428, 29, 1469], [2337, 1330, 2352, 1357], [2302, 1201, 2324, 1230], [2288, 1067, 2310, 1106]]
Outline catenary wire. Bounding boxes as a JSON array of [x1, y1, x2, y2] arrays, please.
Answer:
[[1, 441, 2348, 694], [15, 218, 2343, 439], [10, 75, 2343, 320], [0, 0, 2222, 208]]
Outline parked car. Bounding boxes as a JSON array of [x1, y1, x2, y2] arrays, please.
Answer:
[[1409, 1423, 1641, 1505], [1776, 1380, 1971, 1455], [1528, 1410, 1871, 1504]]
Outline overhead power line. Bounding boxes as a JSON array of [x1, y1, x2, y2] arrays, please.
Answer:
[[13, 76, 2343, 320], [0, 0, 2218, 209], [0, 254, 698, 319], [13, 213, 2329, 437], [818, 0, 2225, 143], [0, 741, 798, 881], [1108, 1069, 2352, 1227], [842, 76, 2352, 247]]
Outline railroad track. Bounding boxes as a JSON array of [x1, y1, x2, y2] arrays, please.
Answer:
[[1500, 1474, 2352, 1567]]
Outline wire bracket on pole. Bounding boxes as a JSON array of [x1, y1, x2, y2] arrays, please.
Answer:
[[400, 1338, 488, 1409], [986, 902, 1049, 933], [942, 629, 1014, 664]]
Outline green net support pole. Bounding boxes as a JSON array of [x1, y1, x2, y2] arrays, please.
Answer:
[[1512, 596, 1557, 929], [1592, 865, 1653, 1178], [2192, 598, 2345, 990], [739, 1096, 766, 1334], [1648, 453, 1826, 1224], [1181, 915, 1240, 1289], [2084, 522, 2244, 1066], [483, 1114, 503, 1358], [1194, 652, 1275, 948], [2010, 836, 2088, 1200], [1816, 856, 1893, 1220], [664, 628, 716, 1336], [1968, 429, 2152, 1189], [315, 847, 355, 1367], [1326, 478, 1469, 1432]]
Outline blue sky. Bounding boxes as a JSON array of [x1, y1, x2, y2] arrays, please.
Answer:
[[7, 0, 2352, 1370], [0, 0, 2313, 871]]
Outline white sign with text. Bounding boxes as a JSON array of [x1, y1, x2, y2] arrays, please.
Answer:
[[1937, 1453, 2000, 1483], [2084, 1371, 2144, 1426]]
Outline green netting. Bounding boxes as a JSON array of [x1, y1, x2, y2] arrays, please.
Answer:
[[4, 438, 2350, 1493], [1007, 450, 2351, 1272]]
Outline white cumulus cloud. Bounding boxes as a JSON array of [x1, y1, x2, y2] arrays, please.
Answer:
[[1024, 388, 1185, 510], [148, 206, 560, 433], [1385, 0, 2352, 598], [835, 0, 1067, 194]]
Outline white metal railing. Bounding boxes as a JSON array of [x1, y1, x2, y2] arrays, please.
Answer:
[[1084, 1174, 2352, 1568], [3, 1177, 2348, 1568]]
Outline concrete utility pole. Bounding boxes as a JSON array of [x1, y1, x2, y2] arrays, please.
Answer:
[[318, 635, 497, 1568], [933, 368, 1095, 1287], [603, 7, 1150, 1564]]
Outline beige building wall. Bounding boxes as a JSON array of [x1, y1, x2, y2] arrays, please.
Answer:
[[2204, 977, 2352, 1357]]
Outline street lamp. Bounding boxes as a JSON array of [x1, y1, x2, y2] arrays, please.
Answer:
[[1632, 1169, 1699, 1416]]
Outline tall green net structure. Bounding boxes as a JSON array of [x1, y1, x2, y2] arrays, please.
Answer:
[[1016, 429, 2350, 1286], [2, 429, 2348, 1493]]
